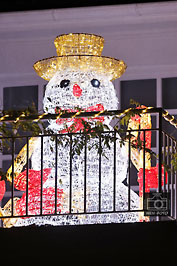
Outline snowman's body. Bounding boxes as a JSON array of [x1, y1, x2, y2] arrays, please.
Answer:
[[15, 70, 139, 226]]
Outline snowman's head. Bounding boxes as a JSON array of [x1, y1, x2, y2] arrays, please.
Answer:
[[43, 69, 118, 131], [44, 69, 118, 111]]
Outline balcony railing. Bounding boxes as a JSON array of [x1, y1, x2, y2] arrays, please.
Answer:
[[0, 107, 176, 227]]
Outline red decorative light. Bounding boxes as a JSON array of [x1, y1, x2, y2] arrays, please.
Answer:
[[16, 187, 63, 217], [140, 127, 151, 149], [130, 105, 151, 149], [14, 168, 51, 191], [131, 113, 141, 124], [138, 164, 168, 196], [15, 168, 63, 217], [0, 177, 5, 201]]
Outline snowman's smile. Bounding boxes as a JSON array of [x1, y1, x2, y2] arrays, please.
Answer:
[[55, 104, 104, 133]]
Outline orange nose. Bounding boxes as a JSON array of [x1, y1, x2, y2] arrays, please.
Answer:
[[73, 84, 82, 98]]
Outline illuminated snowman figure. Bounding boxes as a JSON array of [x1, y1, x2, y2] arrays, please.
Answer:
[[14, 33, 139, 226]]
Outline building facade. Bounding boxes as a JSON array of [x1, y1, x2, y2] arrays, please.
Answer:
[[0, 1, 177, 222]]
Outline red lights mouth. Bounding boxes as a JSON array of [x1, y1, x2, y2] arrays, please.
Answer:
[[55, 104, 104, 133]]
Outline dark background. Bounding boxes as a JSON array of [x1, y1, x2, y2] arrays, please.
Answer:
[[0, 0, 174, 12]]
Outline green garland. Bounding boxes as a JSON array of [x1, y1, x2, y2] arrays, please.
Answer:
[[0, 100, 176, 182]]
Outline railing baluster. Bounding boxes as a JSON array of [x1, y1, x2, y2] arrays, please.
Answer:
[[170, 138, 174, 218], [69, 134, 72, 213], [174, 141, 177, 220], [128, 131, 131, 211], [158, 109, 162, 193], [174, 141, 177, 219], [172, 139, 176, 219], [40, 136, 43, 215], [113, 130, 116, 212], [11, 137, 15, 217], [163, 132, 166, 192], [143, 130, 146, 203], [84, 134, 87, 213], [167, 135, 170, 193], [55, 135, 58, 214], [26, 137, 29, 216], [98, 134, 102, 213]]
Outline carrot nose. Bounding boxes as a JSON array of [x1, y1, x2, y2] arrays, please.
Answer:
[[73, 84, 82, 98]]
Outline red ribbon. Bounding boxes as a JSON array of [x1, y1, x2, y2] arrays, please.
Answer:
[[55, 104, 105, 133]]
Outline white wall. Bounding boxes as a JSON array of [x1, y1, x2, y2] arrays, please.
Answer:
[[0, 1, 177, 110]]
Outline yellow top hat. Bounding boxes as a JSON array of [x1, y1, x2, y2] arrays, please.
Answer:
[[33, 33, 127, 81]]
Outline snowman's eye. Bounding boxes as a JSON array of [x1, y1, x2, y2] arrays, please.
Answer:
[[60, 79, 70, 88], [91, 79, 100, 88]]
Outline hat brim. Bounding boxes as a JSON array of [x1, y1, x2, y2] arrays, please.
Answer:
[[33, 55, 127, 81]]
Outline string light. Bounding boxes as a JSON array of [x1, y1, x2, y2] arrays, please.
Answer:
[[33, 113, 47, 122], [14, 112, 25, 123], [0, 114, 10, 121], [71, 110, 82, 118], [0, 107, 176, 129], [93, 109, 105, 118]]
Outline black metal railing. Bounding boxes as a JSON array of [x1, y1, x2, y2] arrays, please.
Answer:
[[0, 108, 177, 226]]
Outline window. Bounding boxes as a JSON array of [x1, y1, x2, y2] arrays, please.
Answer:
[[3, 85, 38, 111], [120, 79, 156, 109], [162, 78, 177, 109], [2, 86, 38, 155]]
